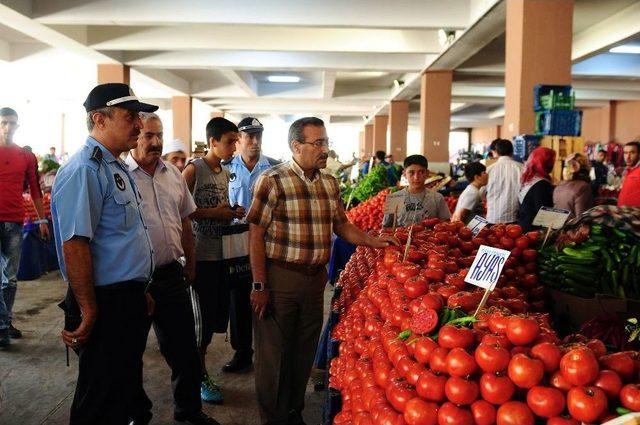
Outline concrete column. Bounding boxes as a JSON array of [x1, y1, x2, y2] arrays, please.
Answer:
[[172, 96, 192, 151], [503, 0, 574, 139], [373, 115, 389, 154], [364, 124, 373, 158], [358, 131, 365, 157], [389, 100, 409, 161], [97, 64, 130, 85], [420, 71, 453, 167]]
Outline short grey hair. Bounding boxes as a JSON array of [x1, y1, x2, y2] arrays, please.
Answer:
[[139, 112, 161, 123], [288, 116, 324, 150], [86, 106, 115, 131]]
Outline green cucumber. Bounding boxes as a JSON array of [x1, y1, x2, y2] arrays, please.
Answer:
[[556, 255, 597, 265], [562, 247, 596, 259]]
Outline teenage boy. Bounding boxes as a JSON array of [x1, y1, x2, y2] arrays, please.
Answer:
[[451, 161, 488, 223], [183, 117, 244, 404], [384, 154, 450, 227]]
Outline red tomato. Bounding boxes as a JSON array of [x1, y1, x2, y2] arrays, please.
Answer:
[[421, 293, 444, 311], [585, 339, 606, 359], [593, 370, 623, 399], [386, 381, 417, 413], [566, 386, 608, 423], [404, 276, 429, 299], [423, 268, 445, 282], [525, 231, 539, 242], [437, 402, 473, 425], [546, 417, 579, 425], [620, 384, 640, 412], [429, 347, 450, 374], [446, 348, 477, 377], [508, 354, 544, 389], [505, 224, 523, 239], [499, 237, 515, 250], [470, 400, 496, 425], [550, 371, 573, 393], [416, 370, 447, 402], [506, 316, 540, 346], [438, 325, 474, 349], [414, 337, 438, 365], [515, 236, 530, 249], [403, 398, 438, 425], [475, 343, 511, 373], [479, 372, 515, 404], [445, 376, 479, 405], [600, 352, 636, 382], [496, 401, 534, 425], [488, 312, 509, 335], [395, 264, 420, 284], [530, 342, 562, 373], [458, 227, 473, 241], [526, 386, 565, 418], [560, 347, 599, 386], [481, 333, 512, 349]]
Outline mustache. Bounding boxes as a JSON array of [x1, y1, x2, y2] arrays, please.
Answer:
[[147, 146, 162, 153], [318, 154, 328, 160]]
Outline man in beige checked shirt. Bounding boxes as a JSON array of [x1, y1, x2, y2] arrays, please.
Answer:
[[246, 117, 397, 425]]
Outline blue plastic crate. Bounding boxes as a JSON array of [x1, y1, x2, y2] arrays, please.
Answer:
[[535, 110, 582, 136], [534, 85, 574, 111], [513, 135, 541, 162]]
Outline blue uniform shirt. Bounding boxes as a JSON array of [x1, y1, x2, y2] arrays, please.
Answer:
[[225, 154, 273, 208], [51, 137, 154, 286]]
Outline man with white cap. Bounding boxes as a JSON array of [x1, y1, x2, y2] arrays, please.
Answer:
[[162, 138, 189, 171]]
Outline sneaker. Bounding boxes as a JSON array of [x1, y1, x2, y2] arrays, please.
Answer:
[[174, 411, 221, 425], [0, 329, 9, 348], [200, 376, 223, 404], [8, 324, 22, 339], [222, 354, 252, 373]]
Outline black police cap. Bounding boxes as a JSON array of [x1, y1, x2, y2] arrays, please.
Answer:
[[83, 83, 159, 113], [237, 117, 264, 134]]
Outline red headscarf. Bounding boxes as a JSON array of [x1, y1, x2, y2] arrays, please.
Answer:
[[521, 147, 556, 185]]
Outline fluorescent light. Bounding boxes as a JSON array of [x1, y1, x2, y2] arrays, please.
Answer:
[[609, 45, 640, 54], [267, 75, 301, 83]]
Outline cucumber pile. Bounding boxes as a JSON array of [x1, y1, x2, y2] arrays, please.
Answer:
[[539, 224, 640, 299]]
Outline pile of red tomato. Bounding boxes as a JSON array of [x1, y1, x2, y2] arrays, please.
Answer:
[[444, 196, 457, 214], [346, 189, 391, 232], [329, 219, 640, 424]]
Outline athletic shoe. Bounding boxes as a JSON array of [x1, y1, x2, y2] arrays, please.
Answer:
[[200, 376, 223, 404]]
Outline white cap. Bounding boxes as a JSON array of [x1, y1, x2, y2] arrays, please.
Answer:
[[162, 139, 188, 155]]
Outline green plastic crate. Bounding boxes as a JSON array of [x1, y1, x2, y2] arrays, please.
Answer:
[[539, 90, 574, 110]]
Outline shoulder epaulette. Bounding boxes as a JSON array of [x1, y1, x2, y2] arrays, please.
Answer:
[[90, 146, 103, 165]]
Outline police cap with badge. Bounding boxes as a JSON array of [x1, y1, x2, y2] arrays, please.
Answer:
[[237, 117, 264, 134], [83, 83, 159, 113]]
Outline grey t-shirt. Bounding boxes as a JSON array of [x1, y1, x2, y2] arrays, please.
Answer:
[[190, 158, 230, 261], [384, 188, 451, 227]]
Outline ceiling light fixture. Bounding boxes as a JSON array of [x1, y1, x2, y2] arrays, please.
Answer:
[[267, 75, 301, 83], [609, 45, 640, 54]]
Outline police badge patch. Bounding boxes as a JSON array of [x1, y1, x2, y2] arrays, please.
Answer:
[[114, 173, 126, 191], [229, 173, 237, 182]]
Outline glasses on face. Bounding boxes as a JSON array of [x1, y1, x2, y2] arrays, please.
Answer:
[[299, 139, 330, 149]]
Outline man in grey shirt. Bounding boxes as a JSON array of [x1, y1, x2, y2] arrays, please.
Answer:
[[127, 113, 218, 425]]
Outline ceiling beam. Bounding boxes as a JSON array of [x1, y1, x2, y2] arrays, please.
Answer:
[[220, 70, 258, 98], [33, 0, 471, 29], [572, 2, 640, 62], [0, 40, 10, 62], [121, 50, 432, 72], [71, 24, 443, 54], [131, 68, 189, 96], [322, 71, 336, 99]]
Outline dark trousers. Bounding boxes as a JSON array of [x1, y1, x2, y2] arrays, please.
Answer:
[[254, 263, 327, 425], [133, 261, 202, 418], [228, 256, 253, 359], [70, 281, 148, 425]]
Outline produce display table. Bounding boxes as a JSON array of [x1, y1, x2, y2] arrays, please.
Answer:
[[17, 222, 58, 281]]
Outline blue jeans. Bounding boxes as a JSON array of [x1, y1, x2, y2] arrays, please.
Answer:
[[0, 222, 23, 330]]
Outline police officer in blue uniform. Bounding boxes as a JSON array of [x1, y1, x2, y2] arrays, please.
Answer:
[[221, 117, 278, 373], [51, 83, 157, 425]]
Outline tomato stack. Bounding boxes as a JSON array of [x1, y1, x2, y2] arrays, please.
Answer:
[[346, 189, 391, 232], [328, 219, 640, 425], [444, 196, 458, 214]]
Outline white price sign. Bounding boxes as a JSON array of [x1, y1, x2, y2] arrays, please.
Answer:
[[384, 192, 405, 214], [532, 206, 570, 230], [464, 245, 511, 290], [466, 215, 489, 237]]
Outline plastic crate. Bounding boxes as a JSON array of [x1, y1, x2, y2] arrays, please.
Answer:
[[513, 135, 541, 162], [323, 387, 342, 425], [535, 110, 582, 136], [534, 85, 574, 111]]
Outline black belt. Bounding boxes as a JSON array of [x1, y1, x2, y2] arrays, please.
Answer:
[[95, 280, 147, 291], [268, 259, 325, 276], [153, 260, 182, 277]]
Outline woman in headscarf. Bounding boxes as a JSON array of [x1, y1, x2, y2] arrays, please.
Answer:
[[517, 147, 556, 232], [553, 153, 594, 219]]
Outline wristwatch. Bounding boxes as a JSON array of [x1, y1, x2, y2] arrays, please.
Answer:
[[252, 281, 264, 291]]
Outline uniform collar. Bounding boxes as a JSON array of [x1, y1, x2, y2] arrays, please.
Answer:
[[290, 158, 319, 182], [232, 153, 270, 169], [86, 136, 120, 164], [124, 151, 166, 174]]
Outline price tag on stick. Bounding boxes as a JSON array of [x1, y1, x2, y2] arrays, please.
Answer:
[[402, 224, 414, 262], [464, 245, 511, 316], [466, 215, 489, 237], [532, 207, 570, 248]]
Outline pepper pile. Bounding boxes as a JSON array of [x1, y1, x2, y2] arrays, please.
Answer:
[[539, 223, 640, 299]]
